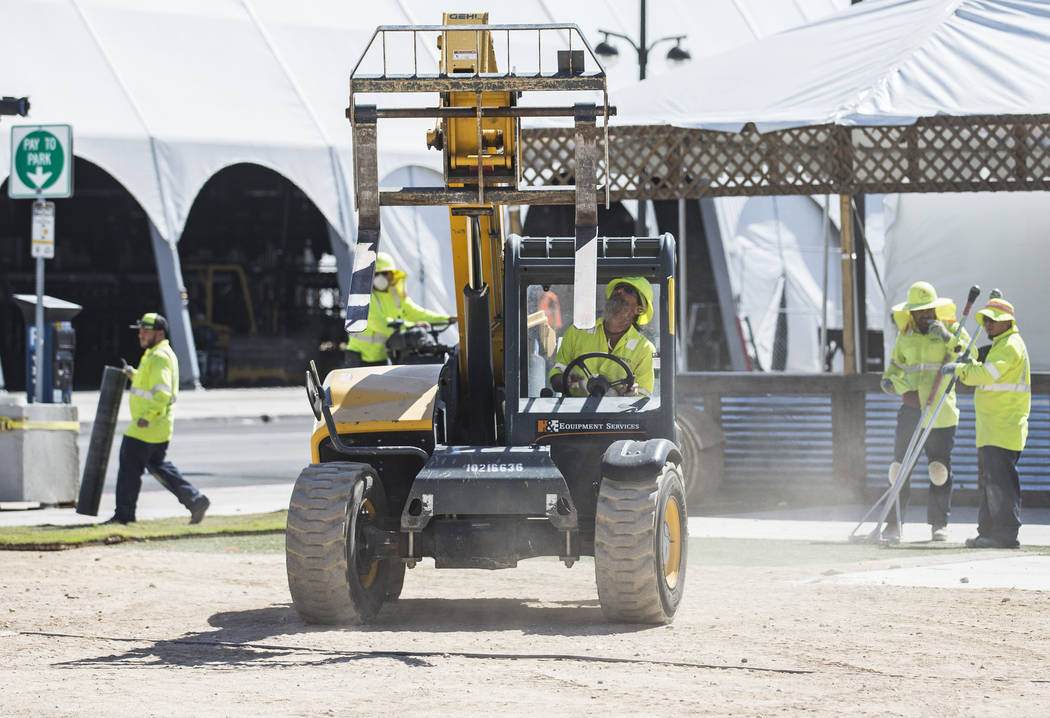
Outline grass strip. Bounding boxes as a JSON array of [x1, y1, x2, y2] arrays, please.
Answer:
[[0, 511, 287, 551]]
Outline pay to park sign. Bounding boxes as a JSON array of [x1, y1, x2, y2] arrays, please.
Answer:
[[8, 124, 73, 199]]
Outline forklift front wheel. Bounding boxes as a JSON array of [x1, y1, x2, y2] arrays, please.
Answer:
[[286, 462, 404, 624], [594, 461, 688, 624]]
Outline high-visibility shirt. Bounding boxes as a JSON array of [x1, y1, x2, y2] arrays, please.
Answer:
[[125, 339, 178, 443], [881, 320, 973, 429], [957, 326, 1030, 451], [549, 322, 655, 397], [346, 285, 451, 363]]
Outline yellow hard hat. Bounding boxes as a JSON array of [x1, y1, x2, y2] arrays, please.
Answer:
[[606, 277, 654, 326], [891, 281, 955, 332], [892, 281, 953, 313], [977, 297, 1015, 324], [374, 252, 406, 282]]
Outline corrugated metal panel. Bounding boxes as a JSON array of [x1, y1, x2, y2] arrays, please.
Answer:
[[707, 395, 837, 488], [686, 393, 1050, 492], [866, 394, 1050, 491]]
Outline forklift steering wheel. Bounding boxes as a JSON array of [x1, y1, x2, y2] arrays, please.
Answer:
[[561, 352, 636, 398]]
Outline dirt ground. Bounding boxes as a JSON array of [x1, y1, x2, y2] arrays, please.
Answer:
[[3, 540, 1049, 717]]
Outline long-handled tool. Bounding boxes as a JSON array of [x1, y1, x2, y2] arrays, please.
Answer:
[[871, 319, 984, 537], [849, 285, 983, 543], [881, 284, 983, 531]]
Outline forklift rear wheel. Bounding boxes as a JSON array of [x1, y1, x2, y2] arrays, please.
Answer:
[[676, 405, 725, 502], [286, 462, 404, 624], [594, 461, 688, 624]]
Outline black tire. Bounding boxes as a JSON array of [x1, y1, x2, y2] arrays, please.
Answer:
[[594, 461, 688, 624], [286, 462, 404, 625], [676, 405, 724, 503], [386, 562, 407, 602]]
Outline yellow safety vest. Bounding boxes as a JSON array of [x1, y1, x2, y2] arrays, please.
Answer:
[[346, 284, 451, 363], [957, 326, 1030, 451], [881, 320, 973, 429], [549, 323, 655, 397], [125, 339, 178, 443]]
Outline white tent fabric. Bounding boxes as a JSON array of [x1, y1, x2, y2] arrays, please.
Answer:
[[0, 0, 436, 243], [609, 0, 1048, 371], [612, 0, 1050, 131], [882, 192, 1050, 371], [2, 0, 848, 242], [711, 194, 887, 372], [2, 0, 851, 380], [718, 196, 838, 372]]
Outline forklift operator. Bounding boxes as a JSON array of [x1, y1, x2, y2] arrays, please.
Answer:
[[346, 251, 455, 367], [549, 277, 656, 398]]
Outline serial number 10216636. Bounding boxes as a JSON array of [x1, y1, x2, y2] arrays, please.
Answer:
[[465, 463, 526, 473]]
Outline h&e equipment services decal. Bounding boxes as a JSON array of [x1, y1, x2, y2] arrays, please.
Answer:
[[535, 418, 643, 439]]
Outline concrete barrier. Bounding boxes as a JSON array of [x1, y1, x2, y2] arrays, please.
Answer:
[[0, 398, 80, 504]]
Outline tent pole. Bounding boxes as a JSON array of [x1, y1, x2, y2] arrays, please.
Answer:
[[820, 194, 830, 371], [677, 198, 687, 372], [852, 195, 867, 371], [149, 222, 201, 389], [839, 194, 858, 374]]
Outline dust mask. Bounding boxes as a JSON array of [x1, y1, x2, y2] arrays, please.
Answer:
[[373, 274, 390, 291]]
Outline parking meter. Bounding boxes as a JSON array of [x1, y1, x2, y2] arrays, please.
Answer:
[[13, 294, 82, 403]]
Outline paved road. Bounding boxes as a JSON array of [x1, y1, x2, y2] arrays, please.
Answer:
[[78, 416, 314, 491], [0, 416, 313, 526]]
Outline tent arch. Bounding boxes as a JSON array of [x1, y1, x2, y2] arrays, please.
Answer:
[[176, 161, 346, 386], [170, 149, 347, 247], [0, 156, 164, 390]]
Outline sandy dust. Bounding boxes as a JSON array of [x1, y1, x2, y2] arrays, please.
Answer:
[[2, 544, 1049, 717]]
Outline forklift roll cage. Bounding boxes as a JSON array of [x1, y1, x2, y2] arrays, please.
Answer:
[[504, 233, 678, 447]]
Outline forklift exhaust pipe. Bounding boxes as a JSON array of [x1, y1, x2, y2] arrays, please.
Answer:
[[76, 365, 126, 516], [463, 283, 496, 444]]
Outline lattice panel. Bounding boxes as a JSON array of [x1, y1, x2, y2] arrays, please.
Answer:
[[520, 127, 575, 187], [521, 114, 1050, 199]]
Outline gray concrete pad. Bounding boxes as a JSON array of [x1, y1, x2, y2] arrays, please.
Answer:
[[688, 504, 1050, 546], [814, 555, 1050, 590]]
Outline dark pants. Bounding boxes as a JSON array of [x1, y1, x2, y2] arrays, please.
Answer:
[[114, 435, 202, 523], [977, 445, 1022, 544], [345, 350, 389, 368], [891, 405, 955, 527]]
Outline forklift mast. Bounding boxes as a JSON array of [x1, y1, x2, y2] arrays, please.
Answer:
[[344, 16, 613, 443]]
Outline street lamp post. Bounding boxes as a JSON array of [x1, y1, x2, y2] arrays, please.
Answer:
[[594, 0, 691, 234]]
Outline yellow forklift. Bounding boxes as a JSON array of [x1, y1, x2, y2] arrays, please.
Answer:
[[287, 14, 688, 624]]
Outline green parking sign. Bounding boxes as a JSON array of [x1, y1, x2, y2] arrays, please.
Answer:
[[9, 124, 73, 199]]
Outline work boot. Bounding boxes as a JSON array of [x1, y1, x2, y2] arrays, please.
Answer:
[[189, 496, 210, 525], [101, 515, 130, 525], [965, 536, 1019, 549], [931, 526, 948, 542]]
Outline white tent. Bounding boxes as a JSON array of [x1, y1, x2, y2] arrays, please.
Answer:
[[2, 0, 851, 239], [612, 0, 1050, 131], [2, 0, 848, 383], [611, 0, 1050, 370]]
